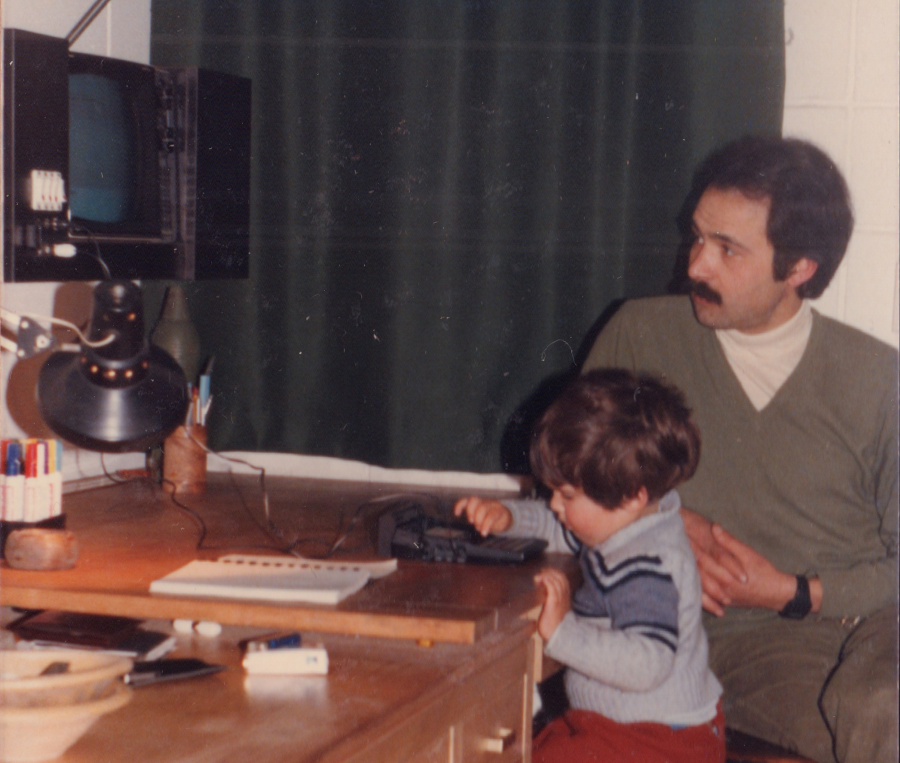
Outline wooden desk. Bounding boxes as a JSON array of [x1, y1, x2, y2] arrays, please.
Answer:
[[0, 474, 551, 644], [41, 622, 537, 763], [0, 474, 561, 761]]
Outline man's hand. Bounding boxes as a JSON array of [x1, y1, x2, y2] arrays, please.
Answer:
[[681, 508, 820, 616], [681, 507, 748, 616], [710, 524, 821, 614], [534, 568, 571, 641], [453, 496, 513, 536]]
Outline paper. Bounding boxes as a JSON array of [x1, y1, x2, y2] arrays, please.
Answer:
[[149, 554, 397, 605]]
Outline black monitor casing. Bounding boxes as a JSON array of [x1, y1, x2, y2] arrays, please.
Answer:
[[3, 28, 251, 282]]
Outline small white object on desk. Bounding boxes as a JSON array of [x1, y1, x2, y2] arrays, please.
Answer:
[[242, 646, 329, 675], [172, 619, 195, 635], [194, 621, 222, 638], [171, 619, 222, 638]]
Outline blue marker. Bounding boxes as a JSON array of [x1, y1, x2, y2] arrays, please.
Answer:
[[3, 442, 25, 521], [243, 632, 302, 653], [5, 442, 21, 476]]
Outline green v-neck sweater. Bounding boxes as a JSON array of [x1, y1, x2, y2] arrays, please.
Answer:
[[583, 296, 898, 629]]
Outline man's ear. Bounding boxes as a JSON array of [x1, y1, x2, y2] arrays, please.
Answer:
[[786, 257, 818, 289], [621, 487, 649, 514]]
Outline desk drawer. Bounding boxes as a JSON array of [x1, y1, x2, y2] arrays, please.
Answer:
[[455, 634, 531, 762], [458, 674, 525, 761], [349, 631, 533, 763]]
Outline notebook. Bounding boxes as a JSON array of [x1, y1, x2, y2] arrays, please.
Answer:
[[149, 554, 398, 605], [9, 610, 177, 661]]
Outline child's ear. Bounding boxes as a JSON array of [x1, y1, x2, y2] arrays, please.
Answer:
[[621, 487, 649, 514]]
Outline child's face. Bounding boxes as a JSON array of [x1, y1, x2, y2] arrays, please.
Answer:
[[548, 484, 642, 547]]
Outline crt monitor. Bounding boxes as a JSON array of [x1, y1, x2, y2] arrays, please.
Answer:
[[3, 28, 251, 282], [67, 52, 177, 246]]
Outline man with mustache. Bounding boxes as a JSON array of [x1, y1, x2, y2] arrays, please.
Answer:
[[581, 135, 897, 763]]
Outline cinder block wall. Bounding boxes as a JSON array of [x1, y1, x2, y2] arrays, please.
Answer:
[[783, 0, 900, 345]]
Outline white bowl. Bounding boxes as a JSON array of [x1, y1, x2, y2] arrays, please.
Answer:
[[0, 650, 132, 708], [0, 681, 131, 761]]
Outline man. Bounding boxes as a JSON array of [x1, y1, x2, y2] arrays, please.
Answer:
[[581, 135, 898, 763]]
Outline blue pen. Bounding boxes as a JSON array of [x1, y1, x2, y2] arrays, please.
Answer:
[[199, 375, 210, 407], [198, 375, 211, 425]]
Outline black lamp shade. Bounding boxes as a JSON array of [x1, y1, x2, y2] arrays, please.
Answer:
[[37, 281, 189, 452]]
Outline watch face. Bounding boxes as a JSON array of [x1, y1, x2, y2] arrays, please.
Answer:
[[779, 575, 811, 619]]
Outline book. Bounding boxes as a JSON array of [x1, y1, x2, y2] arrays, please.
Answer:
[[8, 610, 141, 648], [149, 554, 398, 605], [9, 610, 177, 661]]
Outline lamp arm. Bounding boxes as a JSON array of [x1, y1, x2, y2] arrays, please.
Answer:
[[1, 307, 115, 358], [1, 307, 57, 358]]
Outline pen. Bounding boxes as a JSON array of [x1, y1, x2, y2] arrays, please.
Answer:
[[199, 374, 211, 408], [201, 395, 213, 425]]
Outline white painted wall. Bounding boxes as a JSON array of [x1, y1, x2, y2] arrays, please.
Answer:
[[1, 0, 152, 479], [2, 2, 898, 479], [783, 0, 900, 345]]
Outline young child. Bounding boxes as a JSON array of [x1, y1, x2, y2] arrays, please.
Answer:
[[454, 368, 725, 763]]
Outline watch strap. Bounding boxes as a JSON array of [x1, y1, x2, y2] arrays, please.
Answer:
[[779, 575, 812, 619]]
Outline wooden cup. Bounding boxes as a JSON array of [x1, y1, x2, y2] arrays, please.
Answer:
[[163, 425, 207, 494]]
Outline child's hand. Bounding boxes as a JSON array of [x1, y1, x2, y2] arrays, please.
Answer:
[[453, 497, 513, 536], [534, 568, 571, 641]]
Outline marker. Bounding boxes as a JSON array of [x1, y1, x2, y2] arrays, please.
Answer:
[[3, 442, 25, 522], [242, 632, 302, 653]]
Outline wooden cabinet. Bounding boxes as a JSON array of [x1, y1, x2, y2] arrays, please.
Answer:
[[41, 623, 536, 762], [338, 625, 535, 763]]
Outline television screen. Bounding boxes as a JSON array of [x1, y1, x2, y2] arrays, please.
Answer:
[[69, 74, 135, 224], [67, 53, 176, 243]]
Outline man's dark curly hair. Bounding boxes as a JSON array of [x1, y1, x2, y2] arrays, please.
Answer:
[[684, 135, 853, 299]]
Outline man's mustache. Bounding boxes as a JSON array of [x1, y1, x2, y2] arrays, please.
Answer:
[[688, 280, 723, 305]]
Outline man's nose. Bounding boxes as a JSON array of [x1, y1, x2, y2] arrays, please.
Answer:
[[687, 239, 714, 281]]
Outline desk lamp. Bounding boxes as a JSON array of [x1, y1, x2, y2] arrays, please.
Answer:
[[2, 280, 188, 452]]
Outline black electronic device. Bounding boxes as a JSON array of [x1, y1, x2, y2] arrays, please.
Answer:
[[3, 28, 251, 282], [376, 499, 547, 564]]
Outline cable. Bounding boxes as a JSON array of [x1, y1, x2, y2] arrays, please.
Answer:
[[175, 434, 292, 554], [67, 223, 112, 280], [14, 312, 115, 350], [161, 436, 445, 559]]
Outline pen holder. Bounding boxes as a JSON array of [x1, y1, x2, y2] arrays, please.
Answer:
[[163, 425, 207, 494]]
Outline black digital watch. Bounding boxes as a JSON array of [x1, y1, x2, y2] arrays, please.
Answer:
[[779, 575, 812, 619]]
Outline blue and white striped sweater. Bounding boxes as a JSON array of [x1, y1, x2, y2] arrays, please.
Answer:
[[574, 548, 681, 654], [502, 490, 722, 726]]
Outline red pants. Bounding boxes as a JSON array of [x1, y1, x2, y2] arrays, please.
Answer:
[[533, 702, 726, 763]]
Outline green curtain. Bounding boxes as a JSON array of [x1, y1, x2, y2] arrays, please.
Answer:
[[148, 0, 784, 473]]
